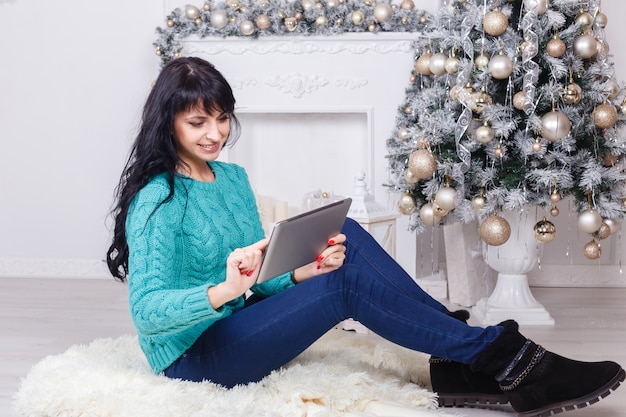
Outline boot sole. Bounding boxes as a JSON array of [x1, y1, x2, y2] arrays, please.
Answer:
[[437, 393, 510, 409], [516, 367, 626, 417]]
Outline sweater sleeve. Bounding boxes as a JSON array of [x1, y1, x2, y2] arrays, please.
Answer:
[[126, 180, 233, 338]]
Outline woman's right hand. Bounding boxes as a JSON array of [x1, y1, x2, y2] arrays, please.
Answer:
[[207, 238, 269, 309]]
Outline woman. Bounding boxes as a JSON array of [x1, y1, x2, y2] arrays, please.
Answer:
[[107, 56, 623, 417]]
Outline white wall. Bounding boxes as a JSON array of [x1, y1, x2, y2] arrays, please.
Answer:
[[1, 0, 626, 283]]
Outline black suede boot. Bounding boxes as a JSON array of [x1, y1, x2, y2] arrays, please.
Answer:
[[429, 310, 508, 408], [471, 320, 625, 417]]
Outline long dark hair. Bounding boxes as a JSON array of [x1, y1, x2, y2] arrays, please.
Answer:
[[106, 57, 241, 281]]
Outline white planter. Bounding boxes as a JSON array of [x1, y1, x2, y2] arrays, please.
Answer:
[[472, 210, 555, 326]]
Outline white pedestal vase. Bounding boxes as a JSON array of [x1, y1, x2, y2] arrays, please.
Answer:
[[472, 210, 555, 326]]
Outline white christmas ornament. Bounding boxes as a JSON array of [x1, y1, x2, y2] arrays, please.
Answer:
[[489, 53, 513, 79], [434, 186, 457, 211], [541, 110, 571, 142], [210, 9, 229, 29], [373, 3, 393, 23], [577, 209, 603, 233]]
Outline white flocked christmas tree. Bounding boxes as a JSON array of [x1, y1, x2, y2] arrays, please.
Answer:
[[386, 0, 626, 259]]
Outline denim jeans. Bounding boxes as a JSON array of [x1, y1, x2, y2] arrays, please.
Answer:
[[164, 217, 502, 387]]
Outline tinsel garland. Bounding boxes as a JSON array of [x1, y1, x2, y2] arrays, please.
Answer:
[[154, 0, 432, 65]]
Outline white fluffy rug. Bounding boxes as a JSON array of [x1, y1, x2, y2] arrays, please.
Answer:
[[14, 329, 457, 417]]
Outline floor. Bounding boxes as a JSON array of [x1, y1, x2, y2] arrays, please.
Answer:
[[2, 277, 625, 417]]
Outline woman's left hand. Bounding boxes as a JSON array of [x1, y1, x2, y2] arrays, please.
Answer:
[[291, 233, 346, 283]]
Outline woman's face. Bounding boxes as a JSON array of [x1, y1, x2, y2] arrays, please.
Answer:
[[173, 106, 231, 170]]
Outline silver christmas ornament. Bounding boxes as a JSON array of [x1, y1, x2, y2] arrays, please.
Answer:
[[445, 55, 460, 74], [576, 11, 594, 28], [351, 10, 365, 25], [472, 195, 486, 211], [475, 121, 494, 144], [541, 110, 571, 142], [604, 218, 621, 235], [397, 192, 416, 215], [429, 52, 448, 76], [185, 5, 201, 20], [240, 19, 255, 35], [488, 52, 513, 79], [373, 3, 393, 23], [210, 9, 229, 29], [475, 52, 489, 69], [420, 203, 442, 226], [577, 209, 603, 233], [595, 11, 608, 29], [574, 33, 598, 59]]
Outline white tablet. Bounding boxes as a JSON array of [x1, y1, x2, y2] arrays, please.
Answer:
[[255, 198, 352, 284]]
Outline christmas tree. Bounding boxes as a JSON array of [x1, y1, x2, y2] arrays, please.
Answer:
[[386, 0, 626, 259]]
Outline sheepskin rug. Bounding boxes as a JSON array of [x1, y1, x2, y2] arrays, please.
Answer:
[[13, 328, 457, 417]]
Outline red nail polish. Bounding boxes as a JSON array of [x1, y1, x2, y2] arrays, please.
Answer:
[[328, 239, 335, 245], [247, 270, 254, 276], [317, 265, 321, 270], [316, 255, 324, 262]]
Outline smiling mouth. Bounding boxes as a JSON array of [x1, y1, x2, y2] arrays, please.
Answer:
[[199, 143, 219, 152]]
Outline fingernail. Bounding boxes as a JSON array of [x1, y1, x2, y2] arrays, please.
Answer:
[[247, 270, 254, 276], [328, 239, 335, 245], [316, 265, 321, 270], [316, 255, 324, 262]]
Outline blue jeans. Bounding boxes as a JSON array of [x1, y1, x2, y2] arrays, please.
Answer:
[[164, 218, 502, 387]]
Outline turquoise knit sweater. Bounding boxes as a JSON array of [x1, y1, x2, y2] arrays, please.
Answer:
[[126, 161, 294, 374]]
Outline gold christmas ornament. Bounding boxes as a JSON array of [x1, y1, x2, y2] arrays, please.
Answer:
[[562, 82, 582, 105], [494, 144, 504, 158], [185, 5, 201, 20], [607, 79, 619, 100], [432, 203, 449, 217], [574, 33, 598, 59], [397, 127, 410, 141], [470, 89, 493, 113], [480, 214, 511, 246], [513, 91, 529, 111], [415, 50, 433, 75], [397, 192, 417, 215], [595, 223, 611, 240], [488, 52, 514, 79], [405, 169, 419, 184], [475, 51, 490, 69], [483, 8, 508, 37], [576, 11, 594, 29], [472, 194, 487, 211], [604, 218, 621, 235], [429, 52, 448, 76], [420, 203, 442, 226], [541, 109, 571, 142], [550, 190, 561, 203], [594, 11, 608, 29], [315, 15, 328, 27], [445, 51, 460, 74], [602, 152, 618, 167], [167, 19, 175, 27], [550, 205, 560, 217], [546, 35, 566, 58], [475, 121, 494, 144], [583, 239, 601, 260], [408, 149, 437, 180], [577, 209, 603, 233], [351, 10, 365, 25], [203, 3, 211, 11], [532, 138, 542, 152], [534, 217, 557, 243], [400, 0, 415, 10], [284, 16, 298, 31], [592, 103, 618, 130], [301, 0, 316, 11], [368, 22, 376, 32], [373, 3, 393, 23], [256, 14, 272, 30]]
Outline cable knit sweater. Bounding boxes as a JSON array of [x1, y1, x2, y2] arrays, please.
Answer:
[[126, 161, 294, 374]]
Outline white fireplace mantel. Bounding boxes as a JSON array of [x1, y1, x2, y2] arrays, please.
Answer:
[[183, 32, 427, 276]]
